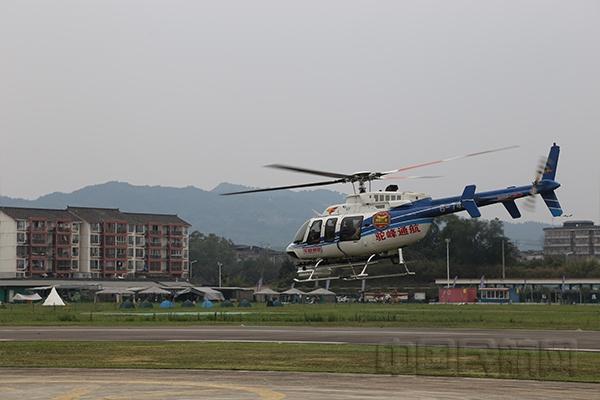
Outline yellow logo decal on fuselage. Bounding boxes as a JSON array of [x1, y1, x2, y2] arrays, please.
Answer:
[[373, 211, 391, 230]]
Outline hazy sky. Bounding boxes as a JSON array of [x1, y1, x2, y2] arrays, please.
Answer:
[[1, 1, 598, 224]]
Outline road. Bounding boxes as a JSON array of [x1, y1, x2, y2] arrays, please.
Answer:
[[1, 326, 599, 351], [0, 368, 598, 400]]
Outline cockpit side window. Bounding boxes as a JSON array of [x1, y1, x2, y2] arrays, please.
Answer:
[[293, 221, 310, 244], [306, 220, 323, 245], [339, 216, 364, 242], [324, 218, 337, 242]]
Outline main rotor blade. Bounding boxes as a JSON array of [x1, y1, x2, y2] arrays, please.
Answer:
[[380, 145, 519, 176], [220, 179, 346, 196], [382, 175, 443, 180], [266, 164, 351, 179]]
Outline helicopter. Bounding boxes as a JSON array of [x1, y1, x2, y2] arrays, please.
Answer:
[[222, 143, 562, 283]]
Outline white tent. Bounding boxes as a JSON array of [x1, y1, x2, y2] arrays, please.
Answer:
[[43, 287, 66, 306], [307, 288, 336, 296], [254, 288, 280, 302], [12, 293, 42, 302], [281, 288, 306, 295], [139, 286, 171, 295], [176, 287, 225, 301]]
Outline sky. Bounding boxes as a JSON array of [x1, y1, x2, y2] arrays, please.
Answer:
[[0, 1, 598, 224]]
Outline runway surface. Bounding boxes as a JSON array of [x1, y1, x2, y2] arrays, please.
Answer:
[[0, 368, 597, 399], [1, 326, 599, 351]]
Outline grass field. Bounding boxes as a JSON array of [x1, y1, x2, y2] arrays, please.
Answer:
[[0, 341, 597, 383], [1, 302, 599, 329]]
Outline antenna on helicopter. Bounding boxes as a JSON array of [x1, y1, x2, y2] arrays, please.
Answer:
[[220, 145, 518, 196]]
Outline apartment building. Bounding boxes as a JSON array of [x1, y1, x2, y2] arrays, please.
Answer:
[[0, 206, 190, 279], [543, 220, 600, 260], [0, 208, 82, 278]]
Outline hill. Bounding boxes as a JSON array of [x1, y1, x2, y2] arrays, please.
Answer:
[[0, 182, 548, 250], [0, 182, 344, 249]]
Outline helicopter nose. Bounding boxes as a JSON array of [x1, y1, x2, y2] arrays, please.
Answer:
[[286, 243, 299, 259]]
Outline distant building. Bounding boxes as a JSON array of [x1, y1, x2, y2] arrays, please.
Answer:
[[543, 220, 600, 260], [0, 206, 190, 279]]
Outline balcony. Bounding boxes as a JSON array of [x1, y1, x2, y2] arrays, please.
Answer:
[[55, 236, 71, 246], [30, 224, 47, 232], [169, 240, 184, 248], [56, 225, 71, 233], [55, 262, 73, 271], [30, 236, 48, 246], [169, 263, 183, 272], [30, 261, 46, 270], [55, 252, 72, 260]]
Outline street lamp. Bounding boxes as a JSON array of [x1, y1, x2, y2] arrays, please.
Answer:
[[501, 239, 506, 280], [217, 262, 223, 288], [565, 251, 573, 265], [445, 238, 451, 288], [189, 260, 198, 281]]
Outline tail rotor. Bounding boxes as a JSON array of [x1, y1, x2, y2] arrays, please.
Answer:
[[523, 156, 547, 212]]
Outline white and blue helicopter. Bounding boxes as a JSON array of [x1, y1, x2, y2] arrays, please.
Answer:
[[223, 143, 562, 282]]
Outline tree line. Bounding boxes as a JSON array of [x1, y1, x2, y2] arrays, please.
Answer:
[[188, 216, 600, 287]]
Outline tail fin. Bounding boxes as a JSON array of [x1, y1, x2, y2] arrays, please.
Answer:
[[541, 190, 563, 217], [542, 143, 560, 181], [461, 185, 481, 218]]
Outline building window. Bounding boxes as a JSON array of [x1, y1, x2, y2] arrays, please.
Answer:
[[72, 235, 79, 244], [135, 237, 145, 246], [17, 233, 26, 244], [72, 247, 79, 257], [17, 246, 27, 258], [91, 234, 100, 245], [90, 247, 99, 257], [17, 220, 26, 230], [150, 249, 161, 258], [170, 249, 182, 258], [128, 236, 134, 246], [127, 248, 134, 258], [135, 248, 145, 258], [72, 223, 80, 233], [91, 260, 100, 270], [128, 224, 135, 233], [91, 223, 100, 232], [149, 262, 161, 272]]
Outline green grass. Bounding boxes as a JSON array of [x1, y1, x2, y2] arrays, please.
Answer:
[[1, 302, 600, 330], [0, 341, 598, 383], [0, 303, 600, 330]]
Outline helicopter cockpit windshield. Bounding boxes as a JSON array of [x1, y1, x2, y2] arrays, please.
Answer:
[[293, 220, 310, 244]]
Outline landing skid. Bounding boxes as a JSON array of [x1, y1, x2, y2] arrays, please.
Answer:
[[294, 248, 414, 283]]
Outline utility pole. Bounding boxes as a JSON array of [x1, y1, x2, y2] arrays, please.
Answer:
[[189, 260, 198, 281], [501, 240, 506, 280], [217, 262, 223, 287], [445, 238, 451, 288]]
